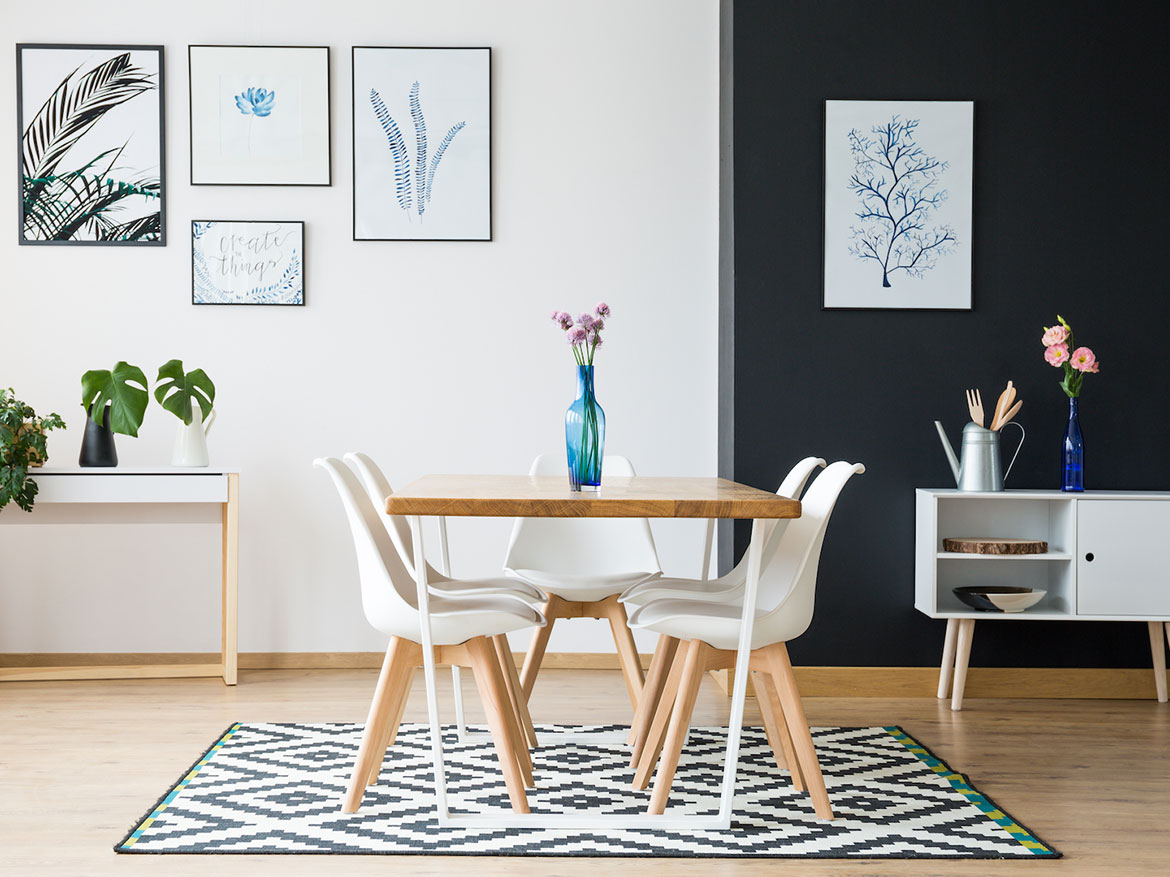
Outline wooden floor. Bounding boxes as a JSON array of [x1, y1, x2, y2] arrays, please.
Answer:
[[2, 668, 1167, 875]]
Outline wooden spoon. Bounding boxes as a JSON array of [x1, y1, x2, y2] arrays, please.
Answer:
[[997, 400, 1023, 429], [989, 384, 1012, 431]]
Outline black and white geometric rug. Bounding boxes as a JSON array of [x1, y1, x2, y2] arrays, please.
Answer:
[[116, 723, 1059, 858]]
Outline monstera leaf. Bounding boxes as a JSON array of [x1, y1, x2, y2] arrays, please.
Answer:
[[154, 360, 215, 425], [80, 362, 149, 437]]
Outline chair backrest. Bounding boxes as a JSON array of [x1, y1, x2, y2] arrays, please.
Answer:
[[314, 456, 420, 637], [343, 451, 437, 579], [754, 460, 865, 642], [502, 453, 662, 578], [777, 456, 827, 501]]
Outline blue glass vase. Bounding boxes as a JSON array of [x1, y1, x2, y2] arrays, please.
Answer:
[[565, 365, 605, 491], [1062, 396, 1084, 492]]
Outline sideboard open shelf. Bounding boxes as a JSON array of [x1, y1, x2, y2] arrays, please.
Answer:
[[916, 489, 1170, 709]]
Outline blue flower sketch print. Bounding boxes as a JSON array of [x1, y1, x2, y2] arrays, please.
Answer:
[[370, 82, 465, 220], [847, 116, 956, 287], [234, 87, 275, 117]]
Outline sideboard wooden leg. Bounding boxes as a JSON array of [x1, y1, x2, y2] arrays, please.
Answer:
[[1148, 621, 1167, 703], [951, 619, 975, 711], [937, 618, 959, 699]]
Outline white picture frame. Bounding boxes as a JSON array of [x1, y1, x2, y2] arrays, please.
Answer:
[[352, 47, 491, 241], [823, 100, 974, 310], [191, 220, 305, 306], [188, 46, 331, 186]]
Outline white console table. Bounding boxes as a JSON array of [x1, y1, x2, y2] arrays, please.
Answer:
[[916, 489, 1170, 709], [0, 468, 239, 685]]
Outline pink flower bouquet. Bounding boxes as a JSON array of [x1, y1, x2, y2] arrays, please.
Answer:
[[1041, 315, 1100, 398]]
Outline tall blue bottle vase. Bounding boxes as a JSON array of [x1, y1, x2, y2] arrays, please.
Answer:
[[565, 365, 605, 491], [1062, 396, 1084, 491]]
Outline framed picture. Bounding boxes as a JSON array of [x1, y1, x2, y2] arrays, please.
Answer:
[[188, 46, 331, 186], [16, 44, 165, 246], [192, 220, 305, 306], [823, 100, 974, 310], [352, 46, 491, 241]]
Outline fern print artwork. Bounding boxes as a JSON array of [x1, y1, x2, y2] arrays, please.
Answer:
[[822, 100, 974, 310], [353, 47, 491, 241], [192, 221, 304, 306], [17, 44, 165, 245]]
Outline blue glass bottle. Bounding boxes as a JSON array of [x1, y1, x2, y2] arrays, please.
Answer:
[[1062, 396, 1084, 491], [565, 365, 605, 491]]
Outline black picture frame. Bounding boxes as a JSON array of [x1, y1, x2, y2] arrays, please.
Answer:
[[16, 43, 166, 246], [188, 45, 332, 187], [351, 46, 492, 242], [191, 219, 306, 307]]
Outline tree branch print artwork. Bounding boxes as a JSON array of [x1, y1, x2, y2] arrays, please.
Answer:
[[847, 116, 956, 288]]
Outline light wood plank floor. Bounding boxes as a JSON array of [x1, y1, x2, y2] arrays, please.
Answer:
[[2, 668, 1167, 875]]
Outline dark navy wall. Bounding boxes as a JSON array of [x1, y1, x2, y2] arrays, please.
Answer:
[[731, 0, 1170, 667]]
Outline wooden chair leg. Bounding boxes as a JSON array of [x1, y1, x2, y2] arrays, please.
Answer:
[[366, 651, 420, 786], [466, 636, 530, 813], [648, 639, 707, 814], [494, 634, 539, 748], [519, 597, 560, 701], [764, 643, 833, 820], [632, 642, 688, 782], [602, 597, 646, 710], [343, 636, 412, 812], [487, 640, 534, 787], [628, 635, 679, 749], [951, 619, 975, 711], [753, 669, 804, 791], [1149, 621, 1168, 703], [937, 618, 959, 699]]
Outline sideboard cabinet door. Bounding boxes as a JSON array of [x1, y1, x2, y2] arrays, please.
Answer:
[[1077, 500, 1170, 616]]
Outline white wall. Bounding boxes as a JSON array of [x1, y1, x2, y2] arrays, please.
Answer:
[[0, 0, 720, 656]]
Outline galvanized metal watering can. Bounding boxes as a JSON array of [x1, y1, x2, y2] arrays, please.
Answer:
[[934, 420, 1025, 492]]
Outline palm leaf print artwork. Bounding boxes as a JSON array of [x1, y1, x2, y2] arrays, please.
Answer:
[[369, 82, 464, 220], [19, 47, 163, 244]]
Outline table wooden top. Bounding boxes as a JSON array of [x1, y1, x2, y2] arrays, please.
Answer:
[[384, 475, 800, 519]]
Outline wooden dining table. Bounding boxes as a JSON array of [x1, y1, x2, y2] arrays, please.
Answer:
[[386, 474, 800, 830]]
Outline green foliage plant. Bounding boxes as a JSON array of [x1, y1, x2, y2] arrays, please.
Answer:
[[0, 388, 66, 512], [154, 360, 215, 424], [80, 361, 148, 436]]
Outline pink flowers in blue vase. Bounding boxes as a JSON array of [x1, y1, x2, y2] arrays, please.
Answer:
[[551, 303, 610, 366]]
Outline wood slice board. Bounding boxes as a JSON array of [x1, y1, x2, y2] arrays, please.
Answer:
[[943, 537, 1049, 555]]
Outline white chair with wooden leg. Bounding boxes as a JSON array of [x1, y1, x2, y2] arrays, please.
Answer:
[[621, 456, 827, 766], [628, 461, 865, 819], [315, 457, 545, 814], [344, 451, 544, 745], [503, 454, 662, 716]]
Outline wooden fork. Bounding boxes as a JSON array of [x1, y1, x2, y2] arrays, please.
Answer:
[[965, 389, 984, 428]]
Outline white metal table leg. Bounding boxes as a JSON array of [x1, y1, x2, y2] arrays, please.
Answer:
[[409, 515, 450, 823], [436, 516, 472, 741]]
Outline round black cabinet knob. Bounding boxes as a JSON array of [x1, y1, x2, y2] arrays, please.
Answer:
[[1085, 552, 1095, 562]]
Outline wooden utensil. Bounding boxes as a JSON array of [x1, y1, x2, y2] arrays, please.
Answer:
[[989, 383, 1012, 431], [998, 400, 1023, 429], [965, 389, 984, 428]]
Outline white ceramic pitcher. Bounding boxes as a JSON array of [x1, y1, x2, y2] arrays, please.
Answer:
[[172, 398, 216, 467]]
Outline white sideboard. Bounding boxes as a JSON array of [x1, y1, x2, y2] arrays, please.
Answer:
[[1, 467, 239, 684], [915, 489, 1170, 708]]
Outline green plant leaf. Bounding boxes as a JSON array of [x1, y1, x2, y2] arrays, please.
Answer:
[[154, 360, 215, 425], [81, 362, 148, 437]]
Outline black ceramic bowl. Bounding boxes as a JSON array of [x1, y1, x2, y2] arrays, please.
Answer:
[[952, 586, 1046, 613]]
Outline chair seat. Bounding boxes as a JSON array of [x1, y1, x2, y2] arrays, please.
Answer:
[[627, 597, 793, 652], [507, 568, 661, 602], [414, 593, 546, 646], [619, 575, 743, 608], [433, 576, 545, 604]]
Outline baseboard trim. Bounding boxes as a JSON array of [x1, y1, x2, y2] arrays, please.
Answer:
[[0, 652, 1162, 698]]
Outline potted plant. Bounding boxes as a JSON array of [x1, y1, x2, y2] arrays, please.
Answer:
[[1, 388, 66, 512], [154, 360, 216, 467], [79, 362, 148, 467]]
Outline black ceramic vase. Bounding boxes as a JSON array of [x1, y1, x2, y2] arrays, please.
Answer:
[[79, 405, 118, 467]]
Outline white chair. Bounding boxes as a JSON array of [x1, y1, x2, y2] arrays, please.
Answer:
[[627, 461, 865, 818], [315, 457, 546, 814], [620, 457, 827, 758], [344, 452, 544, 745], [503, 453, 662, 711]]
